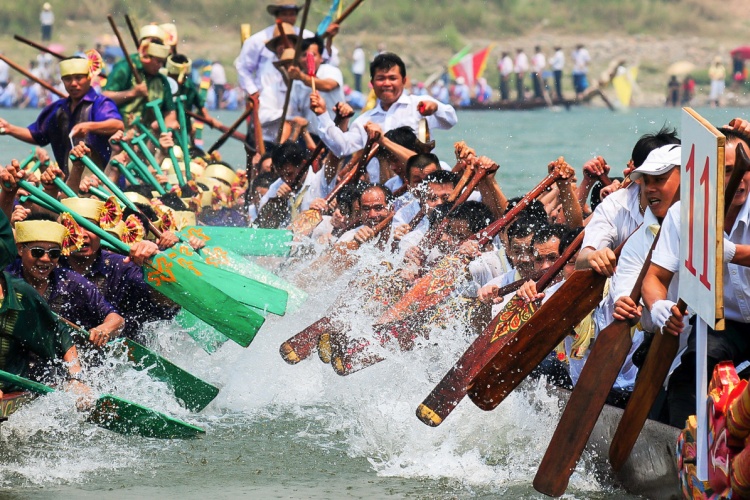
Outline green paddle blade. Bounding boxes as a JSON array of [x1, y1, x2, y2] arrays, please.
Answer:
[[89, 394, 205, 439], [115, 339, 219, 412], [180, 226, 293, 257], [143, 252, 265, 347], [175, 310, 229, 353], [204, 246, 307, 312], [0, 369, 55, 394]]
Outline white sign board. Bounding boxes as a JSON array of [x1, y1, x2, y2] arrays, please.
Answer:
[[679, 108, 724, 327]]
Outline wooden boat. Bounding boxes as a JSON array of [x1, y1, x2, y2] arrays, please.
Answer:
[[551, 385, 681, 499], [459, 98, 577, 111], [0, 391, 34, 421]]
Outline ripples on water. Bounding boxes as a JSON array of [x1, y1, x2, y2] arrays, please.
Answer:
[[0, 106, 743, 498]]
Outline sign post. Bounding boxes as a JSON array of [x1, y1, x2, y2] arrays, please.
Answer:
[[680, 108, 725, 480]]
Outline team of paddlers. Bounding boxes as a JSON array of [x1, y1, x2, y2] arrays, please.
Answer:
[[0, 1, 748, 496]]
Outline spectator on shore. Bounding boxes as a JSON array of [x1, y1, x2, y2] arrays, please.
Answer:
[[709, 56, 726, 107], [531, 46, 546, 100], [549, 46, 564, 100], [681, 75, 695, 105], [667, 75, 680, 107], [514, 48, 528, 102], [451, 77, 470, 107], [344, 85, 366, 109], [571, 43, 590, 99], [0, 53, 9, 89], [498, 51, 512, 102], [352, 43, 365, 93], [40, 3, 54, 42], [474, 77, 491, 104], [211, 61, 226, 104]]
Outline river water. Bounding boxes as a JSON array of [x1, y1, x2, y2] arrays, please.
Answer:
[[0, 105, 743, 499]]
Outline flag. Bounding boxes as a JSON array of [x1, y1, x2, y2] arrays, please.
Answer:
[[317, 0, 342, 36], [449, 44, 495, 90]]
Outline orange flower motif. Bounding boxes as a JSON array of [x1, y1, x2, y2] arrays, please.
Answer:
[[59, 212, 85, 255], [99, 196, 123, 229]]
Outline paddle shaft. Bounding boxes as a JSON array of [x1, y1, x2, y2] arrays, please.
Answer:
[[0, 54, 66, 98], [325, 137, 378, 203], [146, 99, 185, 186], [275, 0, 312, 143], [186, 111, 246, 142], [110, 158, 141, 186], [115, 139, 167, 194], [280, 316, 333, 364], [207, 104, 254, 154], [324, 0, 366, 39], [124, 14, 140, 47], [416, 231, 584, 426], [534, 228, 662, 496], [13, 35, 65, 59], [107, 15, 142, 84], [250, 93, 265, 156], [609, 143, 750, 471]]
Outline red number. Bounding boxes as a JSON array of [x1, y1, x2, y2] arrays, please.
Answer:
[[685, 145, 697, 275], [699, 157, 711, 290]]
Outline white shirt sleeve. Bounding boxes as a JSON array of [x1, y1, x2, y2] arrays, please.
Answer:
[[317, 111, 368, 158], [417, 95, 458, 131], [235, 33, 266, 96], [652, 201, 681, 272]]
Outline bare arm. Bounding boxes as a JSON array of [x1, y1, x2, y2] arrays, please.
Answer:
[[641, 263, 673, 311]]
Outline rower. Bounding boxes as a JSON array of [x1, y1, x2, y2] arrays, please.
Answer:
[[0, 205, 84, 396], [57, 197, 177, 343], [310, 52, 457, 183], [338, 184, 394, 249], [310, 184, 363, 246], [103, 24, 176, 131], [287, 36, 345, 143], [8, 215, 124, 349], [0, 56, 123, 174], [643, 124, 750, 428]]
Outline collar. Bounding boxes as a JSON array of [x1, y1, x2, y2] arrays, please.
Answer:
[[0, 272, 25, 313], [372, 92, 409, 115]]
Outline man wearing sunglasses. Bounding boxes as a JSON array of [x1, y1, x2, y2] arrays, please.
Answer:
[[8, 215, 124, 348]]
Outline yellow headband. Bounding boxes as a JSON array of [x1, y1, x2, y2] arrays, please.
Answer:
[[61, 197, 105, 221], [146, 42, 171, 60], [124, 191, 153, 206], [140, 24, 166, 43], [166, 55, 192, 80], [15, 220, 67, 245], [59, 58, 90, 77], [204, 163, 239, 186]]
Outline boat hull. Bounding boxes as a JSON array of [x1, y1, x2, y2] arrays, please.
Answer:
[[0, 391, 34, 421]]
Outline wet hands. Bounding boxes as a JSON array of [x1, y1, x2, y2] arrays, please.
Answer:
[[612, 296, 642, 323]]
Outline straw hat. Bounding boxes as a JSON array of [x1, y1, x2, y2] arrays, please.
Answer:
[[61, 197, 105, 221], [59, 57, 90, 78], [15, 220, 66, 245], [266, 1, 300, 16], [140, 24, 167, 43], [203, 163, 239, 187], [265, 22, 298, 53]]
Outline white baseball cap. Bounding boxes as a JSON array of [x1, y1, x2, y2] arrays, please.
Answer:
[[630, 144, 681, 180]]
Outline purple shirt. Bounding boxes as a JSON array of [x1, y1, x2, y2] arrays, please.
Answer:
[[27, 87, 122, 174], [59, 250, 178, 341], [7, 258, 117, 330]]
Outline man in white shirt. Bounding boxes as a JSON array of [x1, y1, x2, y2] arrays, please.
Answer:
[[643, 126, 750, 427], [210, 61, 227, 105], [288, 36, 345, 140], [513, 48, 529, 102], [351, 43, 365, 93], [531, 46, 547, 100], [571, 44, 591, 98], [497, 51, 513, 102], [310, 52, 457, 183], [549, 46, 565, 100], [0, 54, 8, 88]]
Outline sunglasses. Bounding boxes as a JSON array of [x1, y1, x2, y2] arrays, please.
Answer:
[[25, 246, 61, 260]]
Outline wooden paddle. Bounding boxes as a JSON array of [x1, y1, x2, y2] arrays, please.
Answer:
[[414, 230, 585, 427], [322, 0, 366, 41], [57, 315, 219, 413], [608, 142, 750, 471], [375, 162, 567, 327], [186, 111, 246, 142], [0, 54, 66, 99], [276, 0, 312, 143], [13, 34, 65, 59], [22, 181, 267, 347], [0, 369, 204, 438], [288, 135, 378, 238], [533, 228, 663, 496], [124, 14, 140, 48], [207, 103, 255, 155], [107, 15, 142, 85]]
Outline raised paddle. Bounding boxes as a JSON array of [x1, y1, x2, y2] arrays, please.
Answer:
[[13, 34, 65, 59], [146, 99, 186, 186], [276, 0, 312, 143], [113, 139, 167, 195], [416, 231, 585, 427], [375, 161, 568, 327], [56, 315, 219, 413], [608, 142, 750, 472], [124, 14, 140, 48], [186, 111, 246, 142], [175, 96, 193, 180], [0, 369, 204, 439], [207, 104, 255, 155], [322, 0, 366, 41], [533, 227, 664, 496], [289, 135, 379, 238], [178, 225, 293, 257], [110, 158, 142, 186], [107, 15, 142, 85], [21, 181, 266, 347], [0, 54, 66, 99]]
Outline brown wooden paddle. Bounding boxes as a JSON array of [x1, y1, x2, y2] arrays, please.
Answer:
[[374, 160, 567, 327], [608, 141, 750, 472], [0, 54, 66, 99], [186, 111, 246, 142], [13, 35, 65, 59], [534, 226, 663, 496], [322, 0, 366, 41], [124, 14, 140, 48], [250, 93, 265, 157], [276, 0, 312, 143], [207, 103, 255, 154], [107, 15, 142, 85], [416, 230, 584, 426]]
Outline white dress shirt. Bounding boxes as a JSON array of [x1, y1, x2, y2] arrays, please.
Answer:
[[290, 63, 345, 132], [549, 50, 565, 71], [582, 183, 643, 251]]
